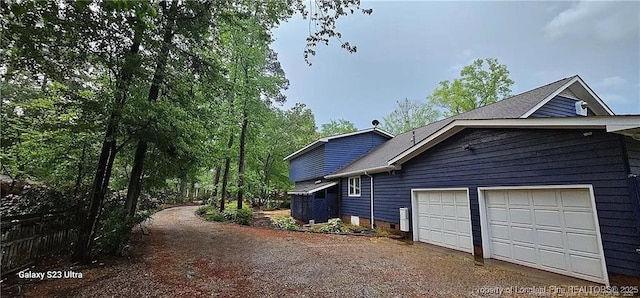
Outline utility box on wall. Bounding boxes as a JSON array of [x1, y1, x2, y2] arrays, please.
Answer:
[[399, 208, 409, 232]]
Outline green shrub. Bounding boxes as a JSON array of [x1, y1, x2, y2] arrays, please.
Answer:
[[271, 216, 299, 231], [233, 207, 253, 225], [197, 205, 212, 215], [318, 218, 346, 233], [198, 205, 227, 222], [97, 208, 136, 255], [217, 203, 253, 225], [203, 211, 226, 222]]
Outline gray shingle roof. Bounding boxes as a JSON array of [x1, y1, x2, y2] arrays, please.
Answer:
[[330, 76, 577, 176], [288, 180, 337, 194]]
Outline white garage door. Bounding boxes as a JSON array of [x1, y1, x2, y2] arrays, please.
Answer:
[[413, 189, 472, 253], [483, 188, 607, 284]]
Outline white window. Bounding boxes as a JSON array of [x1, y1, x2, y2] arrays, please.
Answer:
[[348, 176, 361, 197]]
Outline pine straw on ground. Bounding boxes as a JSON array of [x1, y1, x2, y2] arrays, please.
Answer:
[[11, 206, 604, 298]]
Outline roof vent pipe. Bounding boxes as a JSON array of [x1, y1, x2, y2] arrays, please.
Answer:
[[411, 130, 416, 145]]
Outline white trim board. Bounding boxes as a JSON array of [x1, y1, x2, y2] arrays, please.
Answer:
[[411, 188, 474, 254], [287, 181, 338, 195], [520, 76, 614, 118], [283, 127, 394, 161], [477, 184, 609, 285], [387, 116, 640, 166]]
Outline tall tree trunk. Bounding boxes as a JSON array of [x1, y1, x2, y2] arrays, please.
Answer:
[[236, 65, 250, 210], [236, 105, 248, 209], [73, 26, 143, 263], [125, 1, 178, 218], [219, 134, 233, 212], [211, 166, 221, 200], [73, 144, 87, 199], [261, 153, 272, 205]]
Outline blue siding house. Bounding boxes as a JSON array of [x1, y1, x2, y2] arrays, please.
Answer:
[[285, 128, 392, 223], [319, 75, 640, 284]]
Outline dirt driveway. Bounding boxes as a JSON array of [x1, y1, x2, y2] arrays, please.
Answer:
[[20, 206, 601, 297]]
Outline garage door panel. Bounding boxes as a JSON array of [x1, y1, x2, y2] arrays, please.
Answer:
[[428, 193, 440, 203], [532, 191, 558, 206], [514, 244, 537, 264], [455, 206, 468, 217], [442, 205, 456, 217], [486, 193, 506, 206], [414, 190, 472, 253], [539, 249, 567, 270], [457, 221, 471, 234], [455, 192, 467, 204], [488, 207, 508, 222], [459, 238, 472, 251], [511, 226, 534, 244], [490, 224, 510, 240], [564, 211, 596, 230], [534, 210, 561, 226], [536, 229, 564, 249], [510, 209, 532, 224], [443, 219, 457, 232], [429, 204, 442, 215], [570, 254, 604, 278], [507, 191, 530, 206], [484, 188, 606, 284], [567, 233, 600, 254], [492, 241, 512, 258], [441, 192, 455, 203], [444, 232, 458, 246], [561, 190, 591, 208]]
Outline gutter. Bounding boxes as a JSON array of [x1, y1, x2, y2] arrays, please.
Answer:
[[325, 165, 400, 180], [364, 171, 374, 229]]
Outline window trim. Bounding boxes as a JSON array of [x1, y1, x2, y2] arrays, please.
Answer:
[[348, 176, 361, 197]]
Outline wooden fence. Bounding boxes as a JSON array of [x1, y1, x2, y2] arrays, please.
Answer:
[[1, 210, 79, 276]]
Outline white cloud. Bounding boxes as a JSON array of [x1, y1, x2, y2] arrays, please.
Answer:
[[599, 93, 628, 104], [545, 1, 639, 42], [597, 76, 627, 89]]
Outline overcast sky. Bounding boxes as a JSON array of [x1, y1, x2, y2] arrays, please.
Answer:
[[271, 1, 640, 129]]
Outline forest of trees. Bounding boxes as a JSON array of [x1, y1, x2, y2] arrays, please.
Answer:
[[1, 1, 372, 262]]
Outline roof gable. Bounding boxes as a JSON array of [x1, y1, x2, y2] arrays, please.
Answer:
[[520, 75, 614, 118], [284, 127, 393, 161]]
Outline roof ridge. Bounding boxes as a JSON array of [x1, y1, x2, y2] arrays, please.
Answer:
[[452, 75, 577, 119]]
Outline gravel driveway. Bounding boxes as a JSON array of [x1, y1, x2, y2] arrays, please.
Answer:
[[22, 206, 598, 297]]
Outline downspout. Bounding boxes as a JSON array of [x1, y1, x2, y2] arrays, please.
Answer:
[[364, 172, 374, 229]]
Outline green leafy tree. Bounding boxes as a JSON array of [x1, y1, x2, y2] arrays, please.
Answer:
[[319, 119, 358, 137], [1, 0, 373, 262], [428, 58, 514, 117], [381, 98, 439, 135]]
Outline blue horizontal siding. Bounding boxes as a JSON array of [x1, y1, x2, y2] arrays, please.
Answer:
[[341, 176, 371, 218], [342, 128, 638, 276], [626, 136, 640, 175], [531, 96, 582, 117], [289, 145, 324, 182], [324, 132, 389, 175]]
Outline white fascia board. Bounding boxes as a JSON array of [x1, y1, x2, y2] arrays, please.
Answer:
[[520, 76, 615, 118], [388, 116, 640, 166], [520, 77, 579, 118], [575, 76, 615, 115], [307, 182, 338, 194], [284, 128, 394, 161], [606, 125, 640, 133], [324, 165, 401, 179], [287, 182, 338, 195], [325, 127, 395, 140]]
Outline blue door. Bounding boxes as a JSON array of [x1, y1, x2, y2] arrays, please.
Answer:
[[314, 196, 329, 223]]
